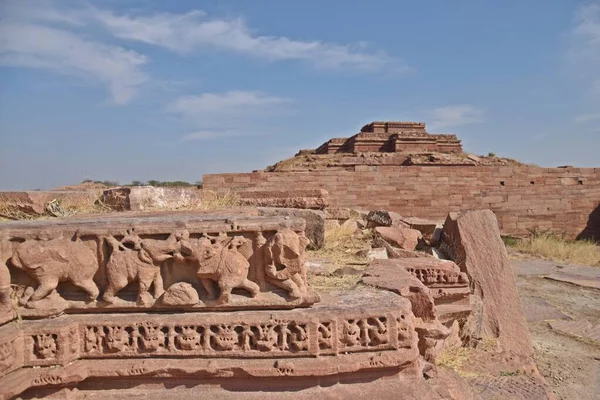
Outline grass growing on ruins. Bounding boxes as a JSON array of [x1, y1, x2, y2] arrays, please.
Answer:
[[435, 346, 470, 372], [195, 190, 240, 210], [310, 223, 371, 265], [307, 222, 372, 291], [506, 232, 600, 266]]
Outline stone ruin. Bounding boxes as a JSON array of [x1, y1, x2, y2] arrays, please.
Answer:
[[0, 207, 554, 399], [0, 211, 457, 399], [315, 121, 463, 154]]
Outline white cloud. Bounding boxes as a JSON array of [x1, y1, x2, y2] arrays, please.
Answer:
[[569, 4, 600, 94], [574, 112, 600, 123], [0, 4, 148, 104], [170, 91, 291, 118], [91, 9, 406, 73], [428, 105, 484, 130], [170, 90, 291, 140]]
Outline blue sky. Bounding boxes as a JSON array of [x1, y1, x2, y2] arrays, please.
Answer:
[[1, 0, 599, 190]]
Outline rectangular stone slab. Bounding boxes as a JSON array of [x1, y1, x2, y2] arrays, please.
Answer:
[[0, 211, 318, 322], [0, 290, 420, 399]]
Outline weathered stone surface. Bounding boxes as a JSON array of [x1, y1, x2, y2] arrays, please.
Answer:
[[545, 272, 600, 290], [356, 247, 388, 261], [0, 211, 318, 318], [521, 297, 570, 323], [257, 207, 325, 249], [102, 186, 201, 211], [239, 189, 329, 210], [373, 235, 429, 259], [375, 226, 423, 250], [161, 282, 200, 306], [401, 217, 444, 237], [549, 320, 600, 343], [366, 210, 408, 228], [0, 290, 422, 399], [363, 259, 436, 321], [331, 266, 364, 277], [443, 210, 533, 357], [375, 258, 469, 288]]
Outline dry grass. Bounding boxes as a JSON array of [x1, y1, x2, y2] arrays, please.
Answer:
[[310, 223, 371, 265], [306, 223, 373, 291], [196, 190, 240, 210], [308, 274, 364, 291], [507, 231, 600, 266], [0, 196, 113, 222], [435, 346, 471, 371]]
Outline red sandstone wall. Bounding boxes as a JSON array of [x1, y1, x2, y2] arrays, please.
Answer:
[[203, 166, 600, 238]]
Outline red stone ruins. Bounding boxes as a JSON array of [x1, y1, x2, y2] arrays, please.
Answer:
[[204, 121, 600, 241], [315, 121, 463, 154]]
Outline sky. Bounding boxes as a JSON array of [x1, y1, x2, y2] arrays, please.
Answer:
[[0, 0, 599, 190]]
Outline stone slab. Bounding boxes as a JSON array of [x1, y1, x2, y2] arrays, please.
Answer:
[[545, 272, 600, 290], [0, 290, 421, 399], [521, 298, 571, 323]]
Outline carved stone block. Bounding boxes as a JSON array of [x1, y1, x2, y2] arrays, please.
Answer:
[[0, 212, 319, 320]]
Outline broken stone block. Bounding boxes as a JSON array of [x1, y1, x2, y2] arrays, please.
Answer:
[[375, 226, 423, 250], [102, 186, 201, 211], [356, 247, 388, 261], [238, 189, 329, 210], [443, 209, 533, 357], [366, 210, 408, 228], [362, 259, 436, 321], [401, 217, 444, 237]]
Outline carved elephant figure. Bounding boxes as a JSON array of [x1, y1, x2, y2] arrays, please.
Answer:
[[180, 236, 259, 304], [264, 228, 310, 299], [10, 238, 100, 306], [102, 230, 187, 305]]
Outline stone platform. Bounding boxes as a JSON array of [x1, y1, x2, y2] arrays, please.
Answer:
[[0, 291, 421, 399]]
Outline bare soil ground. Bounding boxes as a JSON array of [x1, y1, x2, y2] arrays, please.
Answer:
[[511, 256, 600, 400]]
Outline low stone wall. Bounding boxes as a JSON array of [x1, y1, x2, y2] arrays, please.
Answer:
[[203, 166, 600, 238]]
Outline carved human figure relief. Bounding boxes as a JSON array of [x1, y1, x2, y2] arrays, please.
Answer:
[[103, 230, 186, 305], [180, 235, 259, 304], [264, 228, 310, 299], [10, 238, 100, 307]]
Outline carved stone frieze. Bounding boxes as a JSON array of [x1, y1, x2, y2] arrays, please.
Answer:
[[0, 212, 320, 320]]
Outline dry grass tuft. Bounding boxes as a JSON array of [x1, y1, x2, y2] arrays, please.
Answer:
[[0, 203, 38, 221], [435, 346, 470, 371], [311, 223, 371, 261], [196, 190, 240, 210], [507, 231, 600, 266], [308, 274, 363, 291]]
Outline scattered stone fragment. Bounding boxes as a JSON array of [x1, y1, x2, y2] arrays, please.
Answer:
[[401, 217, 444, 237], [363, 259, 436, 321], [443, 209, 533, 357], [375, 226, 423, 250], [331, 266, 364, 277], [467, 154, 481, 163], [355, 247, 388, 261], [366, 210, 408, 228]]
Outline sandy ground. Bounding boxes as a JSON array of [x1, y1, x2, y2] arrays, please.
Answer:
[[511, 257, 600, 400]]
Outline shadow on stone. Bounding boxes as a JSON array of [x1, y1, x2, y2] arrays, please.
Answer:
[[576, 202, 600, 243]]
